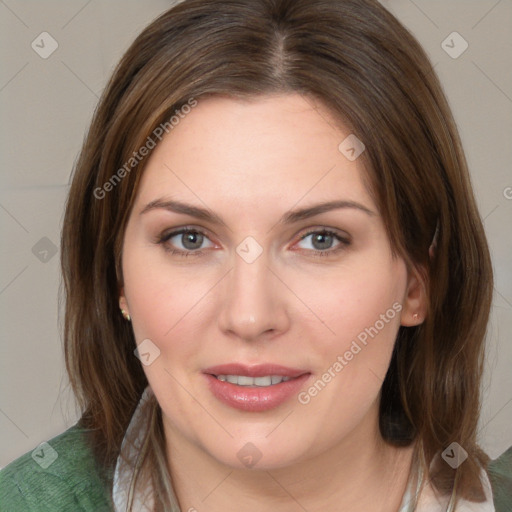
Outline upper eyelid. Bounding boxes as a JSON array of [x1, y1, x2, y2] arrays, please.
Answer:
[[299, 227, 350, 240], [161, 227, 214, 245]]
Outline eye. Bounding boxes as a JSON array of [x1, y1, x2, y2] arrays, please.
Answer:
[[294, 229, 351, 257], [156, 226, 351, 259], [156, 227, 214, 257]]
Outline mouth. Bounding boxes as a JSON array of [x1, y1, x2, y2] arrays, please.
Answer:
[[203, 363, 311, 411]]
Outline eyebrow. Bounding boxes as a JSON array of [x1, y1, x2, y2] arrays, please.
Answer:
[[139, 198, 376, 225]]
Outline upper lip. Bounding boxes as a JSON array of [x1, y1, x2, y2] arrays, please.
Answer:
[[203, 363, 309, 378]]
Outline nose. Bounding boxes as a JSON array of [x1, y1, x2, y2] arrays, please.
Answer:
[[217, 248, 290, 342]]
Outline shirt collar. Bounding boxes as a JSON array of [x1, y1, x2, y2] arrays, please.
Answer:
[[113, 386, 157, 511]]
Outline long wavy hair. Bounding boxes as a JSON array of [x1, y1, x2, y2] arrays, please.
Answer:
[[61, 0, 493, 509]]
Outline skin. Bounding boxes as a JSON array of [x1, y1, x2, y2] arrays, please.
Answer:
[[119, 93, 427, 512]]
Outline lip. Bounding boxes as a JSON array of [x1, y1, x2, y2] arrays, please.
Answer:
[[203, 363, 311, 412]]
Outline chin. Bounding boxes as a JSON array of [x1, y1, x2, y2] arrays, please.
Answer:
[[201, 435, 310, 471]]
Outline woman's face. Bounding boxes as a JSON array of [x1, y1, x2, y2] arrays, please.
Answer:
[[119, 93, 424, 470]]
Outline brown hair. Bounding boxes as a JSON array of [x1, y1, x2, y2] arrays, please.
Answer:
[[61, 0, 493, 509]]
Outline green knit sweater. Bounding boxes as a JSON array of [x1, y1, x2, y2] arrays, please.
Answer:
[[1, 424, 511, 511], [0, 426, 113, 511]]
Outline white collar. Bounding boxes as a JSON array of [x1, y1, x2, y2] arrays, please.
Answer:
[[113, 386, 157, 511], [113, 386, 495, 512]]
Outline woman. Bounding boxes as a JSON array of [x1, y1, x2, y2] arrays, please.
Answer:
[[1, 0, 510, 510]]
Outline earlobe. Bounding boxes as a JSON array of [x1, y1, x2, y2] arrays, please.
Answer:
[[119, 289, 131, 321], [400, 267, 428, 327]]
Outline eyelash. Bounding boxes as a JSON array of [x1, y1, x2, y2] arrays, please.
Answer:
[[155, 227, 351, 258]]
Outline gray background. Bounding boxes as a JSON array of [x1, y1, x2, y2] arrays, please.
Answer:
[[1, 0, 511, 468]]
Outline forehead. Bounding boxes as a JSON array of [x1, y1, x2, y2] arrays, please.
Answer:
[[133, 93, 374, 213]]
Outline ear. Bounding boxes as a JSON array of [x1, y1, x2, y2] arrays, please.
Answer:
[[119, 286, 129, 315], [400, 266, 428, 326]]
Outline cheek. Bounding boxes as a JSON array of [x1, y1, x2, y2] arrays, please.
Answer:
[[122, 243, 215, 362], [290, 265, 406, 440], [305, 259, 406, 405], [339, 268, 404, 340], [293, 256, 406, 357]]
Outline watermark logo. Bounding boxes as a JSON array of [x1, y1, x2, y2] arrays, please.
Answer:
[[441, 442, 468, 469], [338, 134, 365, 161], [31, 32, 58, 59], [441, 32, 468, 59], [236, 236, 263, 264], [237, 442, 263, 468], [134, 338, 161, 366], [31, 237, 58, 263], [31, 442, 58, 469]]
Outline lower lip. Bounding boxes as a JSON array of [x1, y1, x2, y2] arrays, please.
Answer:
[[204, 373, 311, 412]]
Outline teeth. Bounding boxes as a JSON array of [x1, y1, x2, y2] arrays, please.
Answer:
[[215, 375, 292, 387], [255, 376, 272, 386]]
